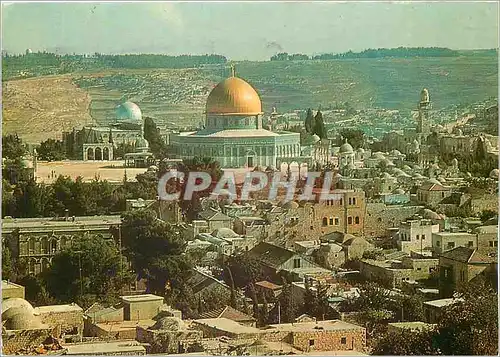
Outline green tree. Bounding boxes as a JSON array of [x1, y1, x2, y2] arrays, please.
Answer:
[[222, 252, 262, 289], [313, 110, 327, 139], [144, 117, 167, 159], [339, 129, 365, 149], [14, 179, 53, 217], [121, 209, 191, 296], [2, 134, 26, 159], [480, 209, 497, 222], [37, 138, 66, 161], [372, 328, 439, 355], [2, 245, 14, 280], [304, 108, 314, 133], [44, 233, 131, 307], [278, 279, 299, 323], [259, 292, 269, 327]]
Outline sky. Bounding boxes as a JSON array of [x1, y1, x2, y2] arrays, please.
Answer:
[[1, 1, 499, 60]]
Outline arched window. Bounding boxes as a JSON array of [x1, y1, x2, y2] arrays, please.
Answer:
[[355, 216, 360, 224], [348, 217, 353, 225], [322, 217, 328, 226]]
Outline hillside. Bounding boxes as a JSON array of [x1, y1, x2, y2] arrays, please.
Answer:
[[2, 75, 94, 144], [2, 55, 497, 143]]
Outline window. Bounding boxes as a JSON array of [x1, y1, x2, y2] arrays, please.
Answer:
[[460, 270, 465, 281], [495, 241, 498, 247], [348, 217, 353, 225], [340, 198, 343, 206], [417, 267, 422, 271], [309, 339, 315, 347], [310, 225, 314, 230], [436, 241, 441, 247], [322, 217, 328, 227], [441, 192, 445, 198], [489, 241, 494, 247], [341, 337, 347, 345], [468, 241, 474, 248], [447, 242, 455, 250], [353, 197, 356, 205], [422, 234, 426, 240], [348, 197, 352, 205], [293, 258, 301, 269], [355, 216, 360, 224], [416, 235, 420, 240], [335, 218, 339, 225], [329, 218, 334, 225]]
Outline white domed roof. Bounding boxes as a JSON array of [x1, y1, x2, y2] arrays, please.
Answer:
[[311, 134, 321, 143], [489, 169, 499, 179], [135, 137, 149, 150], [357, 147, 365, 153], [339, 140, 354, 154], [393, 188, 406, 195], [372, 152, 386, 160], [116, 101, 142, 122]]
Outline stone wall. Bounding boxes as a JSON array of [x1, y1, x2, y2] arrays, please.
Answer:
[[365, 203, 423, 238], [37, 308, 83, 336], [2, 328, 52, 355], [136, 327, 203, 354]]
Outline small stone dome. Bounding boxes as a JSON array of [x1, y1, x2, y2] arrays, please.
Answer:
[[421, 208, 443, 221], [135, 137, 149, 149], [311, 134, 321, 143], [3, 308, 45, 331], [451, 158, 459, 166], [281, 201, 299, 210], [212, 228, 239, 239], [372, 152, 386, 160], [390, 149, 402, 156], [489, 169, 499, 179], [357, 147, 365, 153], [393, 188, 406, 195], [2, 298, 34, 315], [339, 140, 354, 154], [150, 317, 185, 331]]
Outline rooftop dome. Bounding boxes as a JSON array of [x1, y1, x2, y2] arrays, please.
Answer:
[[3, 306, 45, 331], [135, 137, 149, 151], [206, 76, 262, 116], [489, 168, 499, 179], [116, 101, 142, 122], [372, 152, 386, 160], [281, 201, 299, 210], [311, 134, 321, 143], [339, 140, 354, 154], [421, 208, 442, 221], [212, 228, 239, 239], [2, 298, 34, 315], [393, 188, 406, 195], [357, 147, 365, 153]]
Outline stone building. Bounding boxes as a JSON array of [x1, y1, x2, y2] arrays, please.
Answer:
[[63, 341, 146, 355], [2, 215, 121, 275], [264, 190, 366, 245], [260, 320, 366, 353], [397, 218, 439, 254], [438, 247, 496, 297], [169, 69, 306, 169], [359, 256, 439, 288], [34, 304, 84, 337], [431, 230, 477, 255], [416, 178, 452, 207], [364, 203, 423, 238], [2, 280, 25, 300], [423, 298, 462, 324], [475, 225, 499, 255], [199, 306, 256, 327]]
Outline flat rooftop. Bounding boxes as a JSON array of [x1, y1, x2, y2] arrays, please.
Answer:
[[424, 298, 464, 308], [35, 304, 83, 314], [266, 319, 365, 332], [94, 319, 156, 332], [2, 215, 121, 231], [2, 280, 25, 290], [193, 318, 260, 334], [120, 294, 164, 303], [63, 341, 146, 355]]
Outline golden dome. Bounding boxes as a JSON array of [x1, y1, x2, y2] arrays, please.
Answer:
[[206, 76, 263, 116]]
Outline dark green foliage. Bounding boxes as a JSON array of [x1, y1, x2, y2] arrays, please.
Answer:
[[44, 234, 131, 308], [37, 139, 66, 161], [222, 252, 262, 289], [372, 329, 439, 355], [312, 47, 462, 60], [480, 209, 497, 222], [304, 108, 314, 133], [2, 134, 26, 159], [277, 279, 299, 323], [113, 142, 136, 159], [313, 110, 327, 139], [2, 245, 13, 280], [121, 209, 191, 296], [259, 292, 269, 326], [338, 129, 365, 149], [144, 117, 167, 159]]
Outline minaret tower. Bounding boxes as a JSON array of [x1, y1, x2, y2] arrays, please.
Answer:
[[417, 88, 431, 134]]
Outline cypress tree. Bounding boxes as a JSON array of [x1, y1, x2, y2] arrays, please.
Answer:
[[304, 108, 314, 133], [313, 110, 327, 139]]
